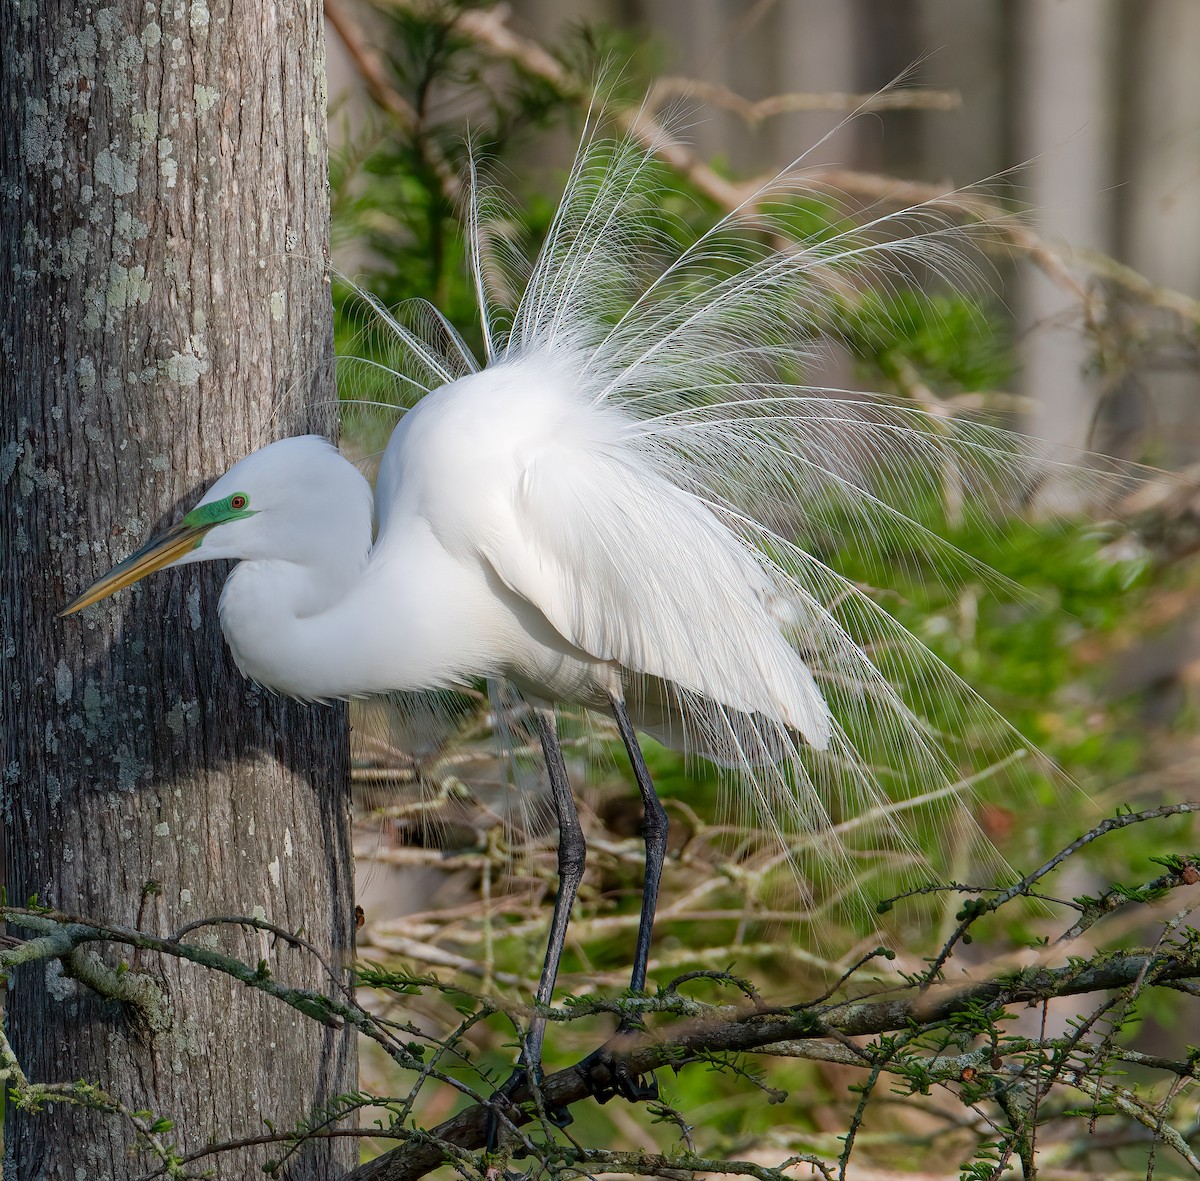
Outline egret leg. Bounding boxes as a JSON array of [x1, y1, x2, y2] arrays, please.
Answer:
[[575, 693, 667, 1105], [487, 706, 582, 1146], [610, 694, 669, 996], [525, 706, 587, 1070]]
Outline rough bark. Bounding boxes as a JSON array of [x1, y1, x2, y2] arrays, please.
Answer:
[[0, 0, 357, 1176]]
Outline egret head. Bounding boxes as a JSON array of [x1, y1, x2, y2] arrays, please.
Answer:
[[60, 435, 372, 616]]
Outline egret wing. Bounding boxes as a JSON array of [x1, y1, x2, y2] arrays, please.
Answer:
[[481, 440, 832, 749]]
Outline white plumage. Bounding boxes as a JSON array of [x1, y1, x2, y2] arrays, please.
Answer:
[[62, 118, 1075, 866], [184, 353, 832, 753]]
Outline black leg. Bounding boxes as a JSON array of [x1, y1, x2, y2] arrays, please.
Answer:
[[574, 692, 668, 1106], [609, 693, 669, 995], [524, 706, 586, 1069], [488, 706, 582, 1146]]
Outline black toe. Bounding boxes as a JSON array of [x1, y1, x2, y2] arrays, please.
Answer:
[[575, 1028, 658, 1107]]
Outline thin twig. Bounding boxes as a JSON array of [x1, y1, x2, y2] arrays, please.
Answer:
[[433, 0, 1179, 334], [649, 75, 963, 124]]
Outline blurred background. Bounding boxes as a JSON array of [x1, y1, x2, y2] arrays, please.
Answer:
[[330, 0, 1200, 460], [321, 2, 1200, 1174]]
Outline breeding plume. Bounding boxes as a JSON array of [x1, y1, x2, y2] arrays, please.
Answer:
[[63, 121, 1090, 1111]]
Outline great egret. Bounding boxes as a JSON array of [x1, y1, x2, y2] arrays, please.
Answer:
[[61, 120, 1120, 1120]]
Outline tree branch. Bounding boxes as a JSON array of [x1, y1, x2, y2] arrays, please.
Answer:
[[323, 0, 462, 203], [344, 949, 1200, 1181], [648, 75, 963, 124], [0, 909, 421, 1069], [421, 0, 1179, 330]]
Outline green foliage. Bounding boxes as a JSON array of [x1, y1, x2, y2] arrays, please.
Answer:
[[330, 9, 655, 370], [839, 290, 1015, 394], [329, 8, 1157, 863], [836, 509, 1148, 771]]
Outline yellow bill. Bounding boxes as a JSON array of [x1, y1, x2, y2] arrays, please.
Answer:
[[59, 520, 216, 617]]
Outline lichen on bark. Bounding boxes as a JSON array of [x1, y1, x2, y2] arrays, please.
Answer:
[[0, 0, 357, 1175]]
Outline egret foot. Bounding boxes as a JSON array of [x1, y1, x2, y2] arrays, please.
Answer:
[[574, 1025, 659, 1106], [485, 1064, 573, 1152]]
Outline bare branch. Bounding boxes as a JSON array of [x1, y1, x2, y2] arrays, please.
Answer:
[[648, 75, 963, 125]]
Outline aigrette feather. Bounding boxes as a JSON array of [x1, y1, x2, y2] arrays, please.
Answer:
[[63, 108, 1144, 909], [339, 113, 1143, 894]]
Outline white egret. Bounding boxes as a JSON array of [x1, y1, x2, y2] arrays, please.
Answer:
[[61, 120, 1123, 1120]]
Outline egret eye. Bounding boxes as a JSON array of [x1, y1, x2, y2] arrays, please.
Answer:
[[229, 494, 248, 510]]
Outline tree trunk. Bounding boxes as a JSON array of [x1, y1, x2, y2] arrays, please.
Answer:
[[1016, 0, 1115, 465], [0, 0, 357, 1176]]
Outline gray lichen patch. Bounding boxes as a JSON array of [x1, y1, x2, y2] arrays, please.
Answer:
[[94, 145, 138, 196], [75, 357, 97, 392], [113, 208, 148, 250], [94, 7, 149, 110], [159, 336, 209, 386], [106, 262, 151, 313], [44, 959, 75, 1002], [61, 226, 91, 274], [193, 84, 219, 115], [82, 677, 105, 738], [0, 441, 22, 487], [165, 698, 199, 735], [115, 745, 146, 792], [54, 659, 74, 704], [17, 446, 61, 497], [185, 583, 201, 631], [131, 109, 158, 145], [159, 351, 204, 385], [22, 99, 54, 171], [188, 0, 210, 33], [158, 137, 177, 188]]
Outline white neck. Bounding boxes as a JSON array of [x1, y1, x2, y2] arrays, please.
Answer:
[[217, 556, 369, 700], [214, 515, 513, 701]]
